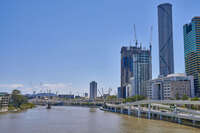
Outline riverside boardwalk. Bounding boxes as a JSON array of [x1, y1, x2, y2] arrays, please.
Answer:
[[104, 100, 200, 128]]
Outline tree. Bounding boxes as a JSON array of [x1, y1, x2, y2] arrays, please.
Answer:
[[10, 89, 28, 108], [175, 93, 180, 100], [12, 89, 21, 95], [106, 95, 117, 100], [125, 95, 146, 103], [182, 94, 189, 100], [191, 97, 199, 101]]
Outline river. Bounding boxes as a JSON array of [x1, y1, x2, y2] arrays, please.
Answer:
[[0, 106, 199, 133]]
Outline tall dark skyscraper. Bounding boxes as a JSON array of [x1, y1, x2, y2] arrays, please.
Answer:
[[184, 17, 200, 96], [121, 44, 152, 98], [89, 81, 97, 100], [158, 3, 174, 76]]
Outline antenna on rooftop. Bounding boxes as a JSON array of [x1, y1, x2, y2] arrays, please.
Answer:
[[102, 88, 104, 96], [129, 40, 132, 47], [98, 89, 102, 97], [108, 88, 112, 95]]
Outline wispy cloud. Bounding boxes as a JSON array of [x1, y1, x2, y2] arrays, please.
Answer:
[[41, 83, 72, 89], [0, 84, 24, 89], [0, 83, 73, 94], [0, 84, 24, 93]]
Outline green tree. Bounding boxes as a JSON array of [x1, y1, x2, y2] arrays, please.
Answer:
[[175, 93, 180, 100], [182, 94, 189, 100], [191, 97, 199, 101], [12, 89, 21, 95], [125, 95, 146, 103], [10, 90, 28, 108], [106, 95, 117, 100]]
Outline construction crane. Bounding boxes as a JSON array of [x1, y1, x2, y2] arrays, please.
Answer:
[[150, 26, 153, 50], [98, 89, 103, 97], [134, 24, 138, 46], [76, 91, 79, 96], [108, 88, 112, 95], [98, 88, 108, 103], [101, 88, 104, 96], [129, 40, 132, 47]]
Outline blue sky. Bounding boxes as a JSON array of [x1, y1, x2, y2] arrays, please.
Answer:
[[0, 0, 199, 95]]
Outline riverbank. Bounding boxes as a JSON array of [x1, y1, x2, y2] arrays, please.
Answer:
[[7, 103, 35, 113]]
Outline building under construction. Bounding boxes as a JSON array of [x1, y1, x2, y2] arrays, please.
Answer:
[[120, 43, 152, 98]]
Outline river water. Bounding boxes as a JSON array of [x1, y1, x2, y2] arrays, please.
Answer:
[[0, 106, 199, 133]]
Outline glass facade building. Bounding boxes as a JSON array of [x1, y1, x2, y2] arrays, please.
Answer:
[[183, 17, 200, 96], [121, 44, 152, 98], [117, 87, 121, 98], [158, 3, 174, 76]]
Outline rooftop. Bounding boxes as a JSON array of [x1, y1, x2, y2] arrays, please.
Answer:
[[166, 73, 186, 78], [0, 92, 9, 96]]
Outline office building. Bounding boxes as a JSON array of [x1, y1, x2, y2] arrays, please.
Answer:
[[84, 93, 88, 98], [117, 87, 122, 98], [89, 81, 97, 100], [145, 73, 194, 100], [183, 17, 200, 96], [158, 3, 174, 76], [0, 92, 9, 112], [121, 44, 152, 98]]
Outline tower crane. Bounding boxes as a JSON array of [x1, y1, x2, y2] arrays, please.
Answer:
[[150, 26, 153, 50], [98, 89, 102, 97], [108, 88, 112, 95], [134, 24, 138, 46]]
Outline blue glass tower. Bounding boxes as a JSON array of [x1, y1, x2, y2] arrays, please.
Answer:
[[184, 17, 200, 96]]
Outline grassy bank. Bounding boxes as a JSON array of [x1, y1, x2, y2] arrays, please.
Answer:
[[8, 103, 35, 112]]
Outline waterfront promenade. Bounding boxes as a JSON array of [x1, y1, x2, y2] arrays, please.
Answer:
[[104, 100, 200, 127]]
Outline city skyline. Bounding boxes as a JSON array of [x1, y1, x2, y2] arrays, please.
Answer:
[[0, 0, 200, 94]]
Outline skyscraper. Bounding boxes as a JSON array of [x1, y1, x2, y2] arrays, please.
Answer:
[[121, 44, 152, 98], [89, 81, 97, 100], [183, 17, 200, 97], [158, 3, 174, 76]]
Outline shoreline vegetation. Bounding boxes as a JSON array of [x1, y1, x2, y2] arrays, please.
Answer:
[[8, 103, 35, 112], [5, 89, 36, 113]]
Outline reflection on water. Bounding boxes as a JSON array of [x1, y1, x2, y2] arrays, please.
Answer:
[[0, 106, 199, 133], [89, 108, 97, 112]]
